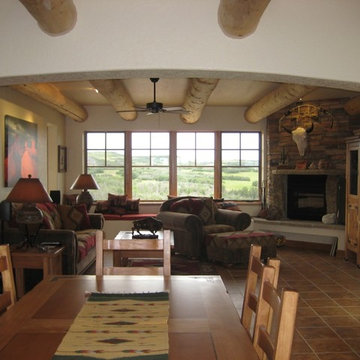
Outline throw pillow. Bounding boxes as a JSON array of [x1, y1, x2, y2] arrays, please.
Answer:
[[112, 207, 127, 215], [169, 198, 192, 213], [36, 203, 56, 230], [58, 204, 90, 230], [95, 200, 111, 214], [189, 197, 215, 225], [108, 193, 127, 207], [36, 202, 62, 230], [125, 198, 140, 214]]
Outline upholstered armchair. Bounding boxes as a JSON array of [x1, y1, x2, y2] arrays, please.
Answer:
[[157, 196, 251, 259]]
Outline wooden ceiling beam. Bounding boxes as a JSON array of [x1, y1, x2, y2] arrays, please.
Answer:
[[90, 80, 137, 121], [218, 0, 271, 38], [344, 95, 360, 115], [18, 0, 77, 35], [244, 84, 317, 123], [180, 78, 219, 124], [11, 83, 88, 122]]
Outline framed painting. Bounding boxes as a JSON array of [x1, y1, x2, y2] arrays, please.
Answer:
[[4, 115, 38, 187], [58, 145, 67, 173]]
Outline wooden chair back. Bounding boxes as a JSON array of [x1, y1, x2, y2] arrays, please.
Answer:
[[0, 244, 16, 313], [253, 281, 299, 360], [241, 244, 280, 338], [96, 230, 171, 276]]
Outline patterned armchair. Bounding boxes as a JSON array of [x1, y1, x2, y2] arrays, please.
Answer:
[[157, 196, 251, 259]]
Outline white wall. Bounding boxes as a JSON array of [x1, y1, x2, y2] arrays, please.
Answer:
[[0, 87, 66, 199], [0, 0, 359, 91]]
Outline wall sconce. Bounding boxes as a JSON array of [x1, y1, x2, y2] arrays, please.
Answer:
[[70, 174, 99, 210], [5, 175, 52, 247]]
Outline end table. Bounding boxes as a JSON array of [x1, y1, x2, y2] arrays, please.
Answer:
[[11, 246, 65, 298]]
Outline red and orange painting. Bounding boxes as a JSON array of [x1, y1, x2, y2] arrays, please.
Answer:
[[4, 115, 38, 187]]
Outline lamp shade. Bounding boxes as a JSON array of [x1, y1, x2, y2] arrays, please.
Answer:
[[6, 175, 52, 204], [70, 174, 99, 190]]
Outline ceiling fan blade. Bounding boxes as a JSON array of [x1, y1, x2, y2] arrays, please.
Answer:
[[162, 107, 189, 114], [116, 107, 148, 113], [163, 106, 185, 111]]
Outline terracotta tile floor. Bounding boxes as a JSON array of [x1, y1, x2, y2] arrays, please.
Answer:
[[216, 246, 360, 360]]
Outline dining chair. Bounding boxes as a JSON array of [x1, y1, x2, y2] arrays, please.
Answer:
[[253, 281, 299, 360], [95, 229, 171, 276], [0, 244, 16, 313], [241, 244, 280, 339]]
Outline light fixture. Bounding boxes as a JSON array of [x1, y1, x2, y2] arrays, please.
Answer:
[[70, 174, 99, 210], [6, 175, 52, 247]]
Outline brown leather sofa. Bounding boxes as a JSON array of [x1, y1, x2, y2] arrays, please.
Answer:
[[157, 196, 251, 259], [3, 202, 104, 274]]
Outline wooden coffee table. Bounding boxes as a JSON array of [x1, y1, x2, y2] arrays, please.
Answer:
[[113, 230, 173, 266], [10, 245, 64, 298]]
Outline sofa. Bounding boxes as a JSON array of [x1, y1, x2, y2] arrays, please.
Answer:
[[157, 196, 251, 259], [3, 201, 104, 274]]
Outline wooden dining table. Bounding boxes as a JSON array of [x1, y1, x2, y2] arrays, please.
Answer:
[[0, 275, 259, 360]]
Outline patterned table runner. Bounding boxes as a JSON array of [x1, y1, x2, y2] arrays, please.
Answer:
[[52, 292, 169, 360]]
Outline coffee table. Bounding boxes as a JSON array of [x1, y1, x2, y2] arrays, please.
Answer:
[[113, 230, 174, 266]]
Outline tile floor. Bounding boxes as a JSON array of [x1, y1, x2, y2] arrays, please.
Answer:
[[216, 246, 360, 360]]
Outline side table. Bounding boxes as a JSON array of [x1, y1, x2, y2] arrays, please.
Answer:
[[11, 246, 65, 298]]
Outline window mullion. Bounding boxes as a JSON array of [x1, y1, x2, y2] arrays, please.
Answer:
[[214, 131, 221, 199], [170, 131, 177, 196], [125, 131, 132, 198]]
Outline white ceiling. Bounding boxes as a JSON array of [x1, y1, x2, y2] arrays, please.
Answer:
[[53, 78, 360, 109]]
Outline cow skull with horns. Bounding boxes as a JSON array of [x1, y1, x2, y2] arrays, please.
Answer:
[[279, 102, 333, 157], [281, 121, 314, 156]]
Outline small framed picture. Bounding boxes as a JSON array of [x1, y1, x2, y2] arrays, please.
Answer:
[[58, 145, 67, 173]]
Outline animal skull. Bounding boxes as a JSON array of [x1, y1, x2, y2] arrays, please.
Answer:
[[282, 123, 313, 156], [291, 127, 308, 156]]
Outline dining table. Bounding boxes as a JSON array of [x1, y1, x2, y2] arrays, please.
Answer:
[[0, 275, 259, 360]]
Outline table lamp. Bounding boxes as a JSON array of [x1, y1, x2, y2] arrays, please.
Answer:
[[70, 174, 99, 210], [5, 175, 52, 247]]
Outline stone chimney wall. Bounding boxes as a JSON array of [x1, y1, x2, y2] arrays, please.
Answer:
[[265, 98, 360, 219]]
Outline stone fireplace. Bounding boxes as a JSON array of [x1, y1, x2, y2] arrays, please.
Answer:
[[265, 99, 360, 222]]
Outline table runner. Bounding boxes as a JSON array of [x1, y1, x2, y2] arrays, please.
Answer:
[[52, 292, 169, 360]]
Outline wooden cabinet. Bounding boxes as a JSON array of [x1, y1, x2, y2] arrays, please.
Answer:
[[345, 137, 360, 266]]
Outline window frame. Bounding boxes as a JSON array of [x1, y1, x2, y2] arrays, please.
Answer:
[[84, 130, 262, 202]]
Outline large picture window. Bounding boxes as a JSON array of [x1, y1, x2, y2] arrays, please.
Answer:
[[85, 131, 261, 201]]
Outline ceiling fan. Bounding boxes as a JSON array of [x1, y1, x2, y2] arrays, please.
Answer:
[[117, 78, 188, 115]]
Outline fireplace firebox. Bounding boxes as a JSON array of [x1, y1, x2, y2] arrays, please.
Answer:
[[287, 175, 327, 221]]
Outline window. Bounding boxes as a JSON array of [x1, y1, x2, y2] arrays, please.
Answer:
[[86, 132, 125, 199], [85, 131, 261, 201], [132, 132, 169, 200], [221, 132, 260, 200], [177, 132, 214, 197]]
